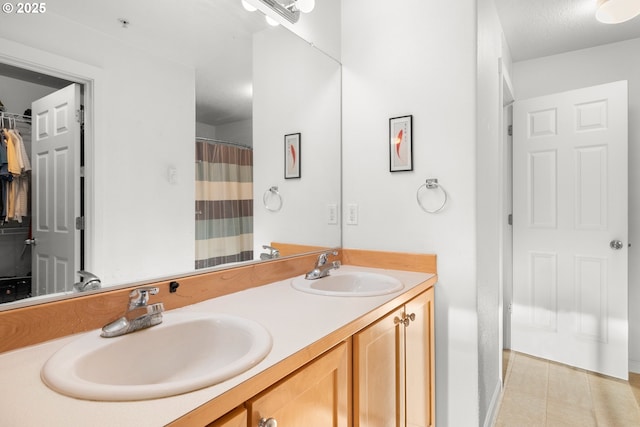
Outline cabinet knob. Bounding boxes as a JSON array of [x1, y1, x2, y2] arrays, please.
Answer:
[[259, 417, 278, 427], [394, 316, 410, 327], [394, 313, 417, 327]]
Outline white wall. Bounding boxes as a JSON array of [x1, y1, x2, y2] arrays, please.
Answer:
[[216, 119, 253, 147], [0, 12, 196, 286], [195, 122, 218, 140], [0, 75, 59, 114], [341, 1, 479, 425], [512, 37, 640, 371], [196, 119, 253, 146], [252, 27, 342, 254]]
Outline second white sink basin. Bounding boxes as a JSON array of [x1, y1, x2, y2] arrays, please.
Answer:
[[41, 312, 272, 401], [291, 270, 404, 297]]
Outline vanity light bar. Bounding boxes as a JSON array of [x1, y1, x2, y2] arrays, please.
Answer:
[[256, 0, 300, 24]]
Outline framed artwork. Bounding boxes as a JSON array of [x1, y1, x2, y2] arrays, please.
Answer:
[[285, 132, 301, 179], [389, 115, 413, 172]]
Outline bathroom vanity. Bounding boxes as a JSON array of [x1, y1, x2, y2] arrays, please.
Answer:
[[0, 250, 436, 426]]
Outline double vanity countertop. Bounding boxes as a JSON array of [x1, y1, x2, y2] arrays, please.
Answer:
[[0, 265, 435, 426]]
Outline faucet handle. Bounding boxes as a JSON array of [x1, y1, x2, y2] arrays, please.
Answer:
[[262, 245, 280, 258], [74, 270, 102, 292], [129, 287, 159, 308], [317, 250, 339, 266]]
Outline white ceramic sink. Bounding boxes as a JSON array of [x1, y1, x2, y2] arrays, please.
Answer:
[[291, 270, 404, 297], [41, 312, 272, 401]]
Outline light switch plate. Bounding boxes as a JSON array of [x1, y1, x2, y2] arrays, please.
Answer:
[[327, 204, 338, 224], [347, 203, 358, 225], [168, 167, 178, 185]]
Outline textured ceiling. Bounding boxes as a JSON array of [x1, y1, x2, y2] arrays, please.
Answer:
[[494, 0, 640, 62]]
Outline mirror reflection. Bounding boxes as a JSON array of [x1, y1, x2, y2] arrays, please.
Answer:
[[0, 0, 341, 309]]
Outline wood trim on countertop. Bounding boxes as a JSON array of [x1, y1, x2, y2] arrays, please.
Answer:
[[342, 249, 437, 273], [0, 249, 437, 357], [269, 242, 334, 257], [0, 252, 321, 354]]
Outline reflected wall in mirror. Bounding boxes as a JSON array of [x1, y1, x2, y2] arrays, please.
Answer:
[[0, 0, 341, 310]]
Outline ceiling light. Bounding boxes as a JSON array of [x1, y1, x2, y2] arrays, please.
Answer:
[[596, 0, 640, 24], [241, 0, 257, 12], [240, 0, 315, 25], [265, 15, 280, 26], [295, 0, 315, 13]]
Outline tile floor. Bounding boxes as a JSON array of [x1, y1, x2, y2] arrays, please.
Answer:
[[495, 350, 640, 426]]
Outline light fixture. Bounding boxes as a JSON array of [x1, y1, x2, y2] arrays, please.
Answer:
[[240, 0, 315, 25], [265, 15, 280, 26], [295, 0, 315, 13], [241, 0, 257, 12], [596, 0, 640, 24]]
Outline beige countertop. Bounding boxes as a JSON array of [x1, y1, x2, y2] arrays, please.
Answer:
[[0, 265, 434, 426]]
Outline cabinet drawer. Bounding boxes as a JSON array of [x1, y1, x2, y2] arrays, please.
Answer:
[[248, 341, 351, 427]]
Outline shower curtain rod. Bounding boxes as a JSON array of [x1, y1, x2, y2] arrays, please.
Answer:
[[196, 136, 252, 150]]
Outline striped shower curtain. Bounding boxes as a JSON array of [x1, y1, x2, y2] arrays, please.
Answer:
[[195, 140, 253, 269]]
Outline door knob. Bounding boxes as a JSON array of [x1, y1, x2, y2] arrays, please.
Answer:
[[24, 238, 36, 246], [610, 240, 624, 250]]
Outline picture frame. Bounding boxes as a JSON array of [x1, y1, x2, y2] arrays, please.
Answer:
[[284, 132, 301, 179], [389, 115, 413, 172]]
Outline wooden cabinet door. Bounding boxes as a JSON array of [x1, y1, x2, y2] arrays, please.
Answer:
[[354, 307, 406, 427], [248, 341, 351, 427], [354, 289, 435, 427], [208, 406, 247, 427], [405, 288, 435, 427]]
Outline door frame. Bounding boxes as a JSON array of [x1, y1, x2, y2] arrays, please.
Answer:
[[0, 38, 100, 278], [498, 58, 514, 384]]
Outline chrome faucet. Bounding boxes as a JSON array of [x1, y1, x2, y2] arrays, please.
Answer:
[[100, 287, 164, 338], [74, 270, 102, 292], [305, 250, 341, 280], [260, 245, 280, 260]]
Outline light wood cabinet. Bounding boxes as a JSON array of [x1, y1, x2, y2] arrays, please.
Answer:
[[247, 341, 351, 427], [354, 288, 435, 427], [179, 283, 436, 427], [207, 406, 247, 427]]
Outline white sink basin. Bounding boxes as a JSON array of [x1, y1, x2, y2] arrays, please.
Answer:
[[291, 270, 404, 297], [41, 312, 272, 401]]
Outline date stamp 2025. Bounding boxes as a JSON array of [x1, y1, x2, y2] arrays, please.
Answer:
[[2, 2, 46, 14]]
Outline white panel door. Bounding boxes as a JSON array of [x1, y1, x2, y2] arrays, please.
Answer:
[[31, 84, 81, 296], [512, 81, 628, 379]]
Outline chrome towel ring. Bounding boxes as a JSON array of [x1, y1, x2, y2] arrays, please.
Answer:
[[416, 178, 448, 213], [263, 186, 283, 212]]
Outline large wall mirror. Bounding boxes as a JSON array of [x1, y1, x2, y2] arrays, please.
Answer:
[[0, 0, 341, 310]]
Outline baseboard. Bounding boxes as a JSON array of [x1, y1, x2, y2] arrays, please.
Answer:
[[483, 379, 503, 427], [629, 358, 640, 374]]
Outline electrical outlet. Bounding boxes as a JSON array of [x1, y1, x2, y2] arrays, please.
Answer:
[[347, 203, 358, 225]]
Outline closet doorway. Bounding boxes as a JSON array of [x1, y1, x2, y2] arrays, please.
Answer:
[[0, 62, 85, 303]]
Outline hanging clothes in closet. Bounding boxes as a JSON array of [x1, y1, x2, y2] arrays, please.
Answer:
[[0, 116, 31, 224]]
